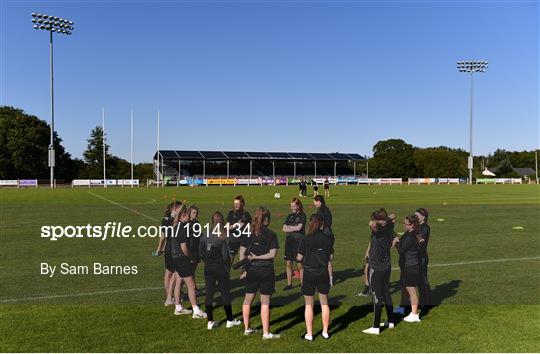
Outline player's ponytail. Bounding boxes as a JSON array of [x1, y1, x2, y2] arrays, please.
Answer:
[[307, 213, 324, 236], [252, 207, 271, 237]]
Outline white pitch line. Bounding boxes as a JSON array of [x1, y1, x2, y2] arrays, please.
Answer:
[[388, 256, 540, 270], [1, 256, 538, 304], [0, 286, 162, 303], [87, 191, 159, 222]]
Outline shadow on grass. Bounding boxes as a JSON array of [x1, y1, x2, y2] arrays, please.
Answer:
[[329, 304, 372, 336], [420, 279, 462, 318]]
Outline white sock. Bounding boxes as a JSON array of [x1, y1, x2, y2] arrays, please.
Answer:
[[192, 305, 200, 313], [175, 304, 184, 311]]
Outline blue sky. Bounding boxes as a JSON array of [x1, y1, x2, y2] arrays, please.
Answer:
[[1, 0, 538, 163]]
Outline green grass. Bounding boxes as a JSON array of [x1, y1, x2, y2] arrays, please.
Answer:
[[1, 184, 539, 352]]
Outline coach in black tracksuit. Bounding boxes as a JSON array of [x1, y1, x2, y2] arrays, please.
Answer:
[[199, 212, 241, 329], [415, 208, 431, 307], [363, 210, 395, 335]]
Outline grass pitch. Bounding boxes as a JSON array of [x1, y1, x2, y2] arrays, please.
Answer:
[[1, 184, 539, 352]]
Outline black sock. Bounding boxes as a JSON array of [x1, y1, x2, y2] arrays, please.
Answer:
[[373, 304, 383, 328], [385, 305, 394, 323], [224, 305, 233, 321], [206, 304, 214, 322]]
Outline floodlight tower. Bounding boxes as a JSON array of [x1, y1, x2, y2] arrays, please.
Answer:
[[31, 13, 74, 188], [457, 60, 488, 185]]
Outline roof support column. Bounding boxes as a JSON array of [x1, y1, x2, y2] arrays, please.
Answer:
[[203, 159, 206, 186], [293, 161, 296, 179], [177, 159, 181, 187], [226, 159, 230, 179], [353, 161, 356, 178], [334, 161, 337, 179], [249, 160, 253, 186], [272, 160, 275, 181], [314, 161, 317, 178]]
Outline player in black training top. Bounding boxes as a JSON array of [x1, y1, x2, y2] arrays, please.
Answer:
[[187, 205, 202, 295], [225, 195, 252, 265], [155, 201, 180, 306], [239, 207, 280, 340], [282, 197, 307, 290], [323, 177, 330, 197], [313, 195, 334, 285], [199, 212, 242, 330], [299, 177, 307, 197], [415, 208, 431, 308], [311, 179, 319, 197], [296, 213, 333, 341], [393, 214, 422, 323], [170, 207, 207, 319], [362, 208, 396, 335]]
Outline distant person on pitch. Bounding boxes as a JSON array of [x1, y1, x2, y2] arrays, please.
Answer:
[[324, 177, 330, 197], [312, 179, 319, 197]]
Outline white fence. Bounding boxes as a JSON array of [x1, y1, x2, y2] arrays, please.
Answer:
[[0, 179, 38, 188], [71, 179, 139, 187]]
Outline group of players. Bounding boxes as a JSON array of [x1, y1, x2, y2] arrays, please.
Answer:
[[154, 193, 431, 340], [297, 177, 331, 197]]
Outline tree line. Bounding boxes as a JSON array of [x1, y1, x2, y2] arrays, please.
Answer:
[[0, 106, 536, 180], [0, 106, 153, 180]]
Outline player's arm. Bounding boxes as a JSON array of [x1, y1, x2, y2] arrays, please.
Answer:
[[180, 242, 195, 262], [364, 240, 371, 261], [156, 232, 166, 252], [249, 248, 277, 261], [286, 223, 303, 232]]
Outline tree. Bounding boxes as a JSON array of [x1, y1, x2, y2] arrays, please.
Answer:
[[81, 126, 111, 178], [0, 106, 79, 180], [414, 147, 467, 177], [135, 163, 154, 181], [370, 139, 418, 177]]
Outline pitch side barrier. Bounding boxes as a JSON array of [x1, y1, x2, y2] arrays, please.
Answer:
[[71, 179, 140, 187], [408, 178, 466, 185], [476, 178, 523, 184], [0, 179, 38, 188]]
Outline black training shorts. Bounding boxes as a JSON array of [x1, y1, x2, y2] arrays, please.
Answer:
[[301, 268, 330, 296], [284, 236, 301, 262], [174, 257, 194, 278], [245, 266, 275, 295]]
